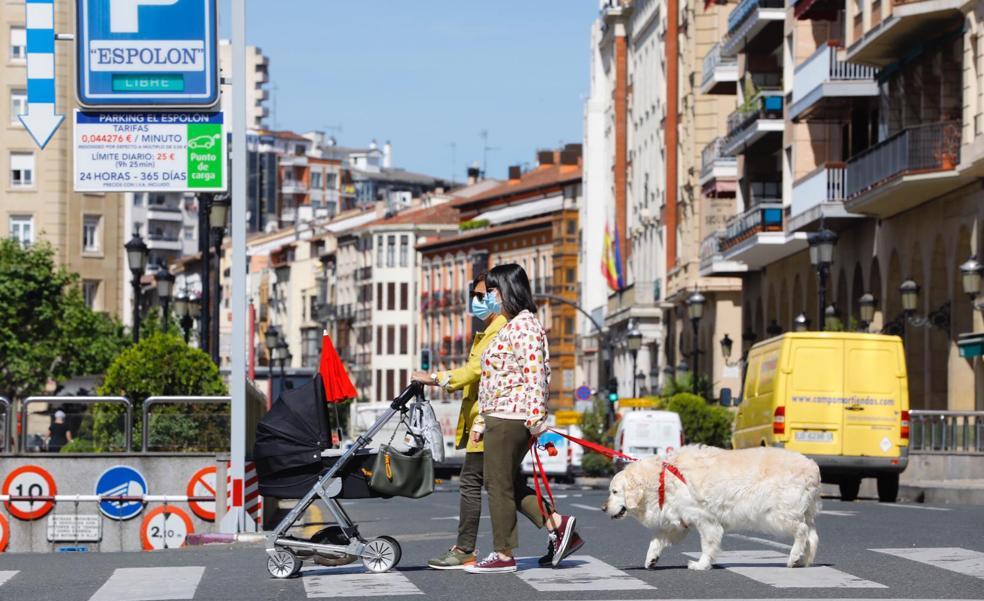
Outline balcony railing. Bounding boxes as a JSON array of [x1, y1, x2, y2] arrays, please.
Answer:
[[725, 93, 784, 150], [728, 0, 783, 33], [793, 43, 878, 105], [701, 137, 737, 177], [721, 202, 784, 250], [845, 121, 961, 199], [701, 42, 737, 88], [791, 164, 846, 216], [909, 410, 984, 453], [355, 266, 373, 281], [700, 230, 726, 263]]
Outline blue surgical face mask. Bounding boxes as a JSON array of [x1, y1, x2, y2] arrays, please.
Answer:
[[485, 290, 503, 316], [470, 294, 493, 320]]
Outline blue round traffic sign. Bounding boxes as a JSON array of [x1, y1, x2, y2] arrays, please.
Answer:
[[575, 386, 592, 401], [95, 465, 148, 521]]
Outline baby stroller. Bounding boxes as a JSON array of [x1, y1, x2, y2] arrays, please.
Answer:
[[254, 377, 427, 578]]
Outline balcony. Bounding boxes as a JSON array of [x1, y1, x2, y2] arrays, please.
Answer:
[[790, 43, 879, 122], [793, 0, 844, 20], [846, 0, 966, 67], [700, 137, 738, 195], [146, 205, 183, 222], [721, 0, 785, 58], [712, 202, 808, 269], [280, 208, 297, 222], [355, 266, 373, 282], [145, 233, 182, 252], [844, 121, 962, 218], [788, 164, 862, 231], [281, 180, 308, 194], [280, 155, 308, 167], [701, 43, 738, 96], [700, 230, 748, 276], [722, 92, 784, 156]]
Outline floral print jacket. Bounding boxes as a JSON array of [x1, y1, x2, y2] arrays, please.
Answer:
[[477, 310, 551, 431]]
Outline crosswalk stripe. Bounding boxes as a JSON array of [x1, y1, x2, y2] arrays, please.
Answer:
[[515, 554, 654, 591], [88, 567, 205, 601], [301, 565, 422, 598], [0, 571, 18, 588], [683, 550, 886, 589], [873, 547, 984, 579]]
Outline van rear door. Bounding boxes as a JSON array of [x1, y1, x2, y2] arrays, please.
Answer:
[[842, 340, 905, 458], [785, 339, 844, 455]]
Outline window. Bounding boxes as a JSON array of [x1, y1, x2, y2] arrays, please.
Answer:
[[376, 282, 383, 310], [387, 282, 396, 310], [400, 283, 408, 310], [376, 370, 382, 397], [376, 326, 383, 354], [376, 236, 383, 267], [399, 235, 409, 267], [387, 326, 395, 354], [10, 152, 34, 187], [399, 369, 407, 390], [386, 370, 395, 402], [82, 280, 99, 309], [309, 296, 318, 321], [311, 172, 322, 188], [302, 328, 320, 368], [10, 89, 26, 125], [326, 173, 337, 190], [400, 325, 408, 355], [10, 27, 25, 61], [133, 194, 144, 207], [9, 215, 32, 246], [183, 226, 195, 241], [386, 235, 396, 267], [82, 215, 101, 253]]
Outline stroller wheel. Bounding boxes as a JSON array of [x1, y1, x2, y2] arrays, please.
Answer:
[[267, 548, 303, 579], [361, 536, 401, 573]]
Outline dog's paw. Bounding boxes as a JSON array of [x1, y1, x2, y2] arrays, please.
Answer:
[[788, 556, 807, 568], [645, 556, 660, 569], [688, 559, 712, 571]]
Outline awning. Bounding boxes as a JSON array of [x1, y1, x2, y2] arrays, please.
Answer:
[[475, 195, 563, 226]]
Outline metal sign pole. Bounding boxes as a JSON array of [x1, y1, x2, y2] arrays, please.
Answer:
[[220, 0, 250, 534]]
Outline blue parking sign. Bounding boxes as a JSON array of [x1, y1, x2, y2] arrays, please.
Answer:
[[95, 465, 148, 520], [76, 0, 219, 107]]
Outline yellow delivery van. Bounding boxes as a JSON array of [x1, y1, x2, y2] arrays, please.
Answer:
[[732, 332, 909, 502]]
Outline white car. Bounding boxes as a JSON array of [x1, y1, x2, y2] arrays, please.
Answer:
[[522, 423, 583, 481], [613, 410, 684, 470]]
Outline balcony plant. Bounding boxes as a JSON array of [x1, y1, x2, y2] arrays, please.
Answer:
[[933, 121, 961, 170]]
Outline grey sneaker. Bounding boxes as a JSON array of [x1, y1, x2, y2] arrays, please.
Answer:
[[428, 546, 478, 570]]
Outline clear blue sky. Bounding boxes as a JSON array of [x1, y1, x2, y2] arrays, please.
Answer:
[[218, 1, 597, 182]]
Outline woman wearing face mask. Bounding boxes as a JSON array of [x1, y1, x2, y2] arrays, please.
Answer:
[[463, 263, 583, 574]]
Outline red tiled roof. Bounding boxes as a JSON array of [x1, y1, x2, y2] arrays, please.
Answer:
[[416, 215, 553, 253], [453, 164, 581, 210], [256, 129, 308, 141], [364, 203, 459, 227]]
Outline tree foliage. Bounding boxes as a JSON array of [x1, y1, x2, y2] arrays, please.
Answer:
[[0, 239, 129, 402], [666, 393, 734, 448]]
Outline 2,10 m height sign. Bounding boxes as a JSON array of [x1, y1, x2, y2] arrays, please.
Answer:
[[76, 0, 219, 107]]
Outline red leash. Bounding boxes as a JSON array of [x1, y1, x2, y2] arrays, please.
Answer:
[[530, 440, 556, 525], [546, 428, 639, 462]]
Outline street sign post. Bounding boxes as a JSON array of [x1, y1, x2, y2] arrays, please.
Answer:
[[73, 111, 225, 192], [76, 0, 219, 108], [19, 0, 65, 149]]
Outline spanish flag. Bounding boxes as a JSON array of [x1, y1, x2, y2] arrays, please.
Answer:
[[601, 224, 623, 292]]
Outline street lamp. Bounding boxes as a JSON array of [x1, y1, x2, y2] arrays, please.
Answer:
[[174, 291, 190, 342], [808, 227, 838, 330], [859, 293, 876, 330], [793, 312, 810, 332], [208, 195, 230, 365], [265, 325, 282, 358], [766, 320, 783, 337], [960, 257, 983, 308], [687, 290, 706, 394], [125, 233, 149, 343], [156, 268, 175, 328], [634, 371, 646, 397], [900, 279, 919, 314], [720, 333, 733, 362], [626, 322, 643, 398]]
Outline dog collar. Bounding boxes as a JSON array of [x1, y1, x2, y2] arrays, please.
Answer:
[[658, 463, 687, 510]]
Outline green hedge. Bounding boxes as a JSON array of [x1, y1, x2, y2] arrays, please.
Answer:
[[666, 393, 734, 448]]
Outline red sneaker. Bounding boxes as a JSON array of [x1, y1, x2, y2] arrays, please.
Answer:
[[464, 553, 517, 574], [551, 515, 577, 567], [555, 531, 585, 567]]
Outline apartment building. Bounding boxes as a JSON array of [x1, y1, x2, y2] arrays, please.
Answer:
[[418, 147, 583, 408], [219, 41, 270, 131], [585, 0, 740, 399], [2, 0, 124, 316], [699, 0, 984, 409]]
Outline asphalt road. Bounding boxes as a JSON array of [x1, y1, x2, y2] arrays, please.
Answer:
[[3, 484, 984, 601]]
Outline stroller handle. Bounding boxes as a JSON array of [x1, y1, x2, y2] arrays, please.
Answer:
[[390, 381, 425, 410]]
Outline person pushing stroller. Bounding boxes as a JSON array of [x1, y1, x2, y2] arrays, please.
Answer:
[[413, 267, 584, 573]]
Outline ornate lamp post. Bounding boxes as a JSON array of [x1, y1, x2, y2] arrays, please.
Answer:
[[156, 268, 175, 328], [208, 195, 230, 365], [793, 312, 810, 332], [125, 234, 149, 343], [626, 322, 643, 398], [858, 293, 876, 331], [960, 257, 983, 309], [687, 290, 706, 393], [808, 227, 838, 330]]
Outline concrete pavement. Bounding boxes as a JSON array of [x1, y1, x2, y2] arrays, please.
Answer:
[[2, 485, 984, 601]]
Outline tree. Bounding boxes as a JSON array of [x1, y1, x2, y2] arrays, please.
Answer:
[[666, 393, 734, 448], [89, 331, 228, 451], [0, 239, 129, 402]]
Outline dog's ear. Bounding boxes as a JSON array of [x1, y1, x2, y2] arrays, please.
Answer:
[[622, 470, 645, 510]]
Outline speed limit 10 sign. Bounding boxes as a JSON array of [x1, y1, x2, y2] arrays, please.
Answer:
[[2, 465, 57, 520]]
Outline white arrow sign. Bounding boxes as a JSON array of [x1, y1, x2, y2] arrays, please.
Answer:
[[19, 0, 64, 150]]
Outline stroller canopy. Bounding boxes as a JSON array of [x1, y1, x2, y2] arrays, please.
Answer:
[[254, 374, 331, 477]]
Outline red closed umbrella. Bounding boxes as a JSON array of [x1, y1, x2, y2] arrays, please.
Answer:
[[318, 333, 356, 404]]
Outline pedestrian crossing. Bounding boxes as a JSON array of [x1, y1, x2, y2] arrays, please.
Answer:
[[1, 547, 983, 600]]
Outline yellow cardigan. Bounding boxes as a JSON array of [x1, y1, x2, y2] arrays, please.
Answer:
[[437, 315, 507, 453]]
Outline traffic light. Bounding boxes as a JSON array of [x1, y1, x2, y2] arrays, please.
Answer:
[[607, 377, 619, 403], [420, 348, 432, 371]]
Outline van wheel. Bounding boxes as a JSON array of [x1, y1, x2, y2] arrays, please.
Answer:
[[839, 477, 861, 501], [877, 474, 899, 503]]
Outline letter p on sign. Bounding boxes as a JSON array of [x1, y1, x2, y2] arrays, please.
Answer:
[[109, 0, 179, 33]]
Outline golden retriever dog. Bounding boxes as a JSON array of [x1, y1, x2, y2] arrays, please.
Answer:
[[603, 445, 821, 571]]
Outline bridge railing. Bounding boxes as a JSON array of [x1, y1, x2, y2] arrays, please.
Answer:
[[909, 410, 984, 454], [142, 396, 232, 452]]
